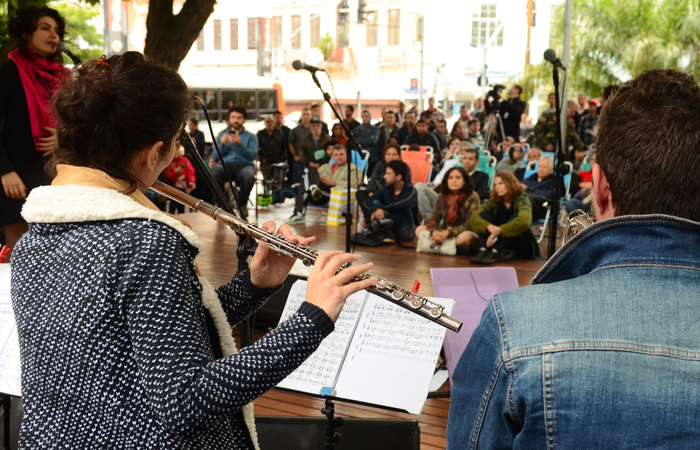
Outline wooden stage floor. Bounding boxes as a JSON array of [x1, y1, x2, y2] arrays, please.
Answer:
[[181, 200, 558, 450]]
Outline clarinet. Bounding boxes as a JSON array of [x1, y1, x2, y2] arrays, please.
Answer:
[[150, 180, 462, 333]]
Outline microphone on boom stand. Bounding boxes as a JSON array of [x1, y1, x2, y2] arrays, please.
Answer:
[[292, 60, 326, 73]]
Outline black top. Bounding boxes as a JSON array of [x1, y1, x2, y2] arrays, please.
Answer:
[[0, 59, 52, 224]]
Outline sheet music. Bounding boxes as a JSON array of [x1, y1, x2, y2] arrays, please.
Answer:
[[333, 295, 454, 414], [277, 280, 366, 393], [0, 264, 22, 397]]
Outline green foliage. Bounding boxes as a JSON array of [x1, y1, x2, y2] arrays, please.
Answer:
[[548, 0, 700, 98], [318, 33, 333, 61]]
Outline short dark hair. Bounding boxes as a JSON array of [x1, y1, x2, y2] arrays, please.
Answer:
[[440, 166, 473, 196], [325, 139, 340, 150], [227, 105, 247, 121], [274, 110, 283, 115], [9, 5, 66, 62], [467, 118, 480, 127], [405, 110, 416, 118], [345, 105, 355, 113], [187, 117, 198, 125], [512, 84, 523, 96], [464, 147, 480, 161], [416, 118, 428, 125], [597, 69, 700, 220], [387, 160, 409, 183], [51, 52, 192, 194]]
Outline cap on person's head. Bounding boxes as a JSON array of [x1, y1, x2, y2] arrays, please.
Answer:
[[310, 116, 322, 124], [589, 98, 600, 106], [311, 102, 319, 108]]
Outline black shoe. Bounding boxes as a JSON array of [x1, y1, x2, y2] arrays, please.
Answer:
[[479, 249, 499, 265], [498, 249, 517, 261], [472, 249, 488, 264]]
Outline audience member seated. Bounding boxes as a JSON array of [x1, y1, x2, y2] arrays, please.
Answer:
[[577, 98, 600, 147], [534, 100, 586, 154], [470, 171, 539, 264], [163, 146, 196, 214], [396, 110, 417, 145], [495, 144, 525, 173], [521, 155, 555, 221], [357, 144, 411, 207], [494, 136, 515, 161], [466, 118, 485, 148], [450, 120, 468, 141], [378, 109, 400, 156], [355, 110, 380, 173], [514, 147, 541, 181], [330, 122, 349, 148], [299, 116, 331, 170], [566, 151, 595, 214], [360, 160, 417, 243], [570, 146, 587, 172], [285, 144, 360, 225], [415, 146, 489, 221], [406, 118, 441, 154], [414, 167, 480, 253], [257, 115, 287, 182], [211, 105, 258, 217], [439, 137, 462, 169]]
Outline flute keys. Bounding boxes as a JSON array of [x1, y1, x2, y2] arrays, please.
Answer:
[[410, 298, 423, 309], [429, 307, 443, 318]]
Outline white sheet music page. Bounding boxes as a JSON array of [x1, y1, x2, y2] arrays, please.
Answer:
[[333, 295, 454, 414], [276, 280, 367, 394], [0, 264, 22, 397]]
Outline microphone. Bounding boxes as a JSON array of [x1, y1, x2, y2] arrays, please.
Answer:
[[57, 42, 81, 64], [292, 60, 325, 73], [543, 49, 565, 70]]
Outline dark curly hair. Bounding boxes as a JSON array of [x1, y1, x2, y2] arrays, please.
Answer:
[[8, 5, 65, 62], [440, 166, 473, 197], [50, 52, 193, 193]]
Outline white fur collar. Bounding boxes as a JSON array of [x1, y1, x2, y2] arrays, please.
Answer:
[[22, 184, 203, 251]]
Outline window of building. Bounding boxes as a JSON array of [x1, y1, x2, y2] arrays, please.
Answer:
[[310, 14, 321, 48], [471, 4, 503, 47], [272, 16, 282, 49], [196, 30, 204, 51], [388, 9, 400, 46], [291, 15, 302, 49], [247, 18, 257, 50], [230, 19, 238, 50], [213, 19, 221, 51], [366, 11, 378, 47]]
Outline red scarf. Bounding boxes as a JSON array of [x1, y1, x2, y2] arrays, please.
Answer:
[[445, 192, 466, 228], [8, 48, 69, 151]]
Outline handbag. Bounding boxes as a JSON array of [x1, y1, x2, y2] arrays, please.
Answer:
[[416, 230, 457, 255]]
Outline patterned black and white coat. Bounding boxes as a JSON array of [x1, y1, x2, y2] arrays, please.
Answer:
[[12, 183, 334, 449]]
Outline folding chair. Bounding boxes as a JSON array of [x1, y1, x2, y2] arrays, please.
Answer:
[[404, 159, 432, 184]]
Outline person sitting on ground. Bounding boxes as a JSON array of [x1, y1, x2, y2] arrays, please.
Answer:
[[286, 143, 361, 225], [361, 143, 411, 196], [495, 144, 525, 174], [521, 155, 555, 221], [360, 160, 417, 244], [470, 171, 539, 264], [415, 145, 488, 221], [414, 167, 480, 253]]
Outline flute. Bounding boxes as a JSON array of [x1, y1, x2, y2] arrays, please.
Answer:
[[151, 181, 462, 333]]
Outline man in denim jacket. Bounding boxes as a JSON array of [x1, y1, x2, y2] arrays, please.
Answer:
[[447, 69, 700, 448]]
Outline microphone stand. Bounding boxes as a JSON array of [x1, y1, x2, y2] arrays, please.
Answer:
[[547, 66, 566, 258], [180, 132, 257, 348], [309, 70, 358, 253]]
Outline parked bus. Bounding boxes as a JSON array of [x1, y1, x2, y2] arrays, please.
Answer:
[[180, 73, 285, 138]]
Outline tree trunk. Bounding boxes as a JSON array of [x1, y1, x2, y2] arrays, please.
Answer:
[[144, 0, 216, 69]]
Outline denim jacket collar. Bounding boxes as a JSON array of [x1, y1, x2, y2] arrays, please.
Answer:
[[533, 214, 700, 285]]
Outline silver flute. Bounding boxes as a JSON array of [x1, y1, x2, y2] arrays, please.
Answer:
[[151, 181, 462, 332]]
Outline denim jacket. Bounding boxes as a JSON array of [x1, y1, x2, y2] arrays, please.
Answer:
[[447, 214, 700, 449]]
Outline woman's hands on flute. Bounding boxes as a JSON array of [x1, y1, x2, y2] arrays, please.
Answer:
[[250, 221, 314, 290], [305, 251, 376, 322]]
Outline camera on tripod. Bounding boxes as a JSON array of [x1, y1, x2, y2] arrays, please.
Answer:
[[485, 84, 506, 114]]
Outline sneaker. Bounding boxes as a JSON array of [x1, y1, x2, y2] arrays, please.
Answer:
[[479, 249, 499, 265], [498, 248, 517, 261], [311, 187, 324, 203], [285, 213, 306, 225]]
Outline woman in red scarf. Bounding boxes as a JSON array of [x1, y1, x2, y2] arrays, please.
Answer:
[[414, 166, 480, 252], [0, 5, 69, 257]]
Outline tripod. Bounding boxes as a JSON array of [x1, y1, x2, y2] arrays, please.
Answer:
[[483, 108, 505, 150]]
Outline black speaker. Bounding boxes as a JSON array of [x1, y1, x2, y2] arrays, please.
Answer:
[[255, 415, 420, 450], [254, 274, 306, 330]]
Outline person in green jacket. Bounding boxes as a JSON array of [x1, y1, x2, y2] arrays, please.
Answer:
[[470, 171, 540, 264]]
